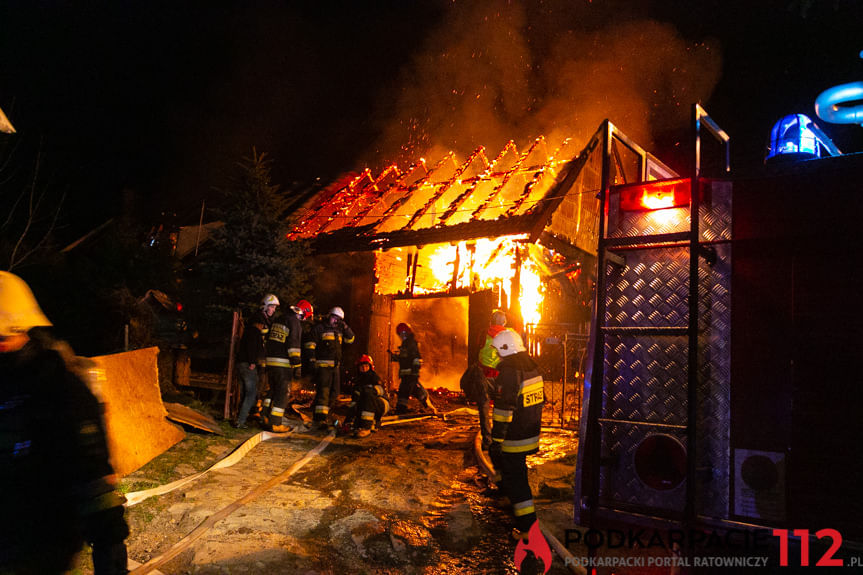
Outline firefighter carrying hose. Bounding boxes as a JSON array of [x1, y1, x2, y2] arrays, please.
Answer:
[[389, 322, 438, 416], [0, 271, 129, 574], [489, 329, 544, 538], [308, 306, 355, 429], [345, 354, 389, 438], [264, 299, 313, 432]]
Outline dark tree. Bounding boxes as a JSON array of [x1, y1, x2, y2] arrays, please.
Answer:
[[195, 149, 310, 321]]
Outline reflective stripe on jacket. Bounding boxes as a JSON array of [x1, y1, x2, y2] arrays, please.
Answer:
[[491, 352, 543, 455]]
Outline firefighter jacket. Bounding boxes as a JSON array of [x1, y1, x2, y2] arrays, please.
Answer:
[[237, 314, 266, 365], [491, 351, 544, 454], [0, 330, 128, 570], [390, 334, 423, 377], [308, 317, 355, 367], [265, 311, 303, 369], [478, 324, 508, 379]]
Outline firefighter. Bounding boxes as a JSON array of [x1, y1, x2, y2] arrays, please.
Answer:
[[256, 294, 279, 421], [308, 306, 355, 428], [389, 322, 438, 415], [472, 308, 510, 448], [346, 354, 389, 438], [287, 299, 313, 401], [234, 294, 277, 429], [489, 329, 544, 537], [479, 309, 508, 379], [0, 271, 129, 575], [263, 299, 313, 432]]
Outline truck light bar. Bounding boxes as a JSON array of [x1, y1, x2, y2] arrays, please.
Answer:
[[619, 178, 691, 211]]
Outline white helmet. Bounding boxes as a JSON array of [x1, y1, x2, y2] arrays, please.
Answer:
[[328, 306, 345, 319], [261, 294, 280, 308], [0, 271, 52, 336], [491, 329, 525, 357]]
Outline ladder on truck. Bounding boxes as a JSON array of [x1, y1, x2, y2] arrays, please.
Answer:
[[575, 104, 731, 527]]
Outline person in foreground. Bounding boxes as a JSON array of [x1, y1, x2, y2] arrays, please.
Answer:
[[0, 271, 129, 574]]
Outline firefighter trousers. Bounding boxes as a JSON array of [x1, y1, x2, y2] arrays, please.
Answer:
[[266, 366, 289, 427], [313, 365, 340, 422], [395, 375, 429, 413], [358, 393, 389, 430], [491, 449, 536, 532]]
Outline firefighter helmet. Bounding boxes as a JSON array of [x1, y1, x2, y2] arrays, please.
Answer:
[[0, 271, 52, 336], [491, 309, 507, 326], [356, 354, 374, 369], [329, 306, 345, 319], [396, 322, 412, 337], [293, 299, 313, 319], [261, 294, 280, 308], [491, 329, 525, 357]]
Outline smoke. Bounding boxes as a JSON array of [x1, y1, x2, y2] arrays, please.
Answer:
[[369, 2, 721, 166]]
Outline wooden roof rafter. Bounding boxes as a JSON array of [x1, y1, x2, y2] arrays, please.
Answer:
[[404, 146, 489, 230], [469, 136, 545, 220]]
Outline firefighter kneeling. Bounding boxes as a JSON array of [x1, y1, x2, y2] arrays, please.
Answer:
[[488, 329, 544, 538], [345, 354, 389, 438]]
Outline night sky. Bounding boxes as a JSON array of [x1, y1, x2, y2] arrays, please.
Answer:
[[1, 1, 862, 241]]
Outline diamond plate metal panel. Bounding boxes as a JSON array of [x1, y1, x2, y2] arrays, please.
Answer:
[[595, 182, 732, 516], [700, 181, 732, 241], [598, 422, 687, 513], [604, 247, 689, 328], [695, 242, 731, 517], [603, 335, 688, 424]]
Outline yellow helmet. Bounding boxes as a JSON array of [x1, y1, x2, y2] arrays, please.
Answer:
[[0, 271, 52, 336]]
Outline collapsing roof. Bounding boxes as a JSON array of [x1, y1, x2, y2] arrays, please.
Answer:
[[289, 122, 678, 260], [290, 137, 589, 253]]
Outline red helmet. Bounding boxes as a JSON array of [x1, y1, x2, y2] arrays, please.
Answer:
[[356, 354, 374, 369], [294, 299, 313, 319], [396, 322, 412, 337]]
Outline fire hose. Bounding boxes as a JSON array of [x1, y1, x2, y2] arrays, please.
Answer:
[[123, 407, 572, 573], [128, 430, 336, 575]]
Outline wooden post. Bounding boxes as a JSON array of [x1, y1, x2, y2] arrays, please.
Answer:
[[223, 310, 241, 420]]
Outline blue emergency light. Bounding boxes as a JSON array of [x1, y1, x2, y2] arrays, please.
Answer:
[[765, 113, 841, 163]]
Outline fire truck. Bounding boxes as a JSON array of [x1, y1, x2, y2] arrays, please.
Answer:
[[573, 104, 863, 544]]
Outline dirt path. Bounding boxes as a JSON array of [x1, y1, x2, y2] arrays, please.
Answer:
[[86, 404, 578, 574]]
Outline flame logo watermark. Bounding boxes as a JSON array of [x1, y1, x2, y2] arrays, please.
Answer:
[[514, 520, 552, 573]]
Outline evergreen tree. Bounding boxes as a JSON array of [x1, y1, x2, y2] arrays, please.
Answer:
[[197, 149, 309, 320]]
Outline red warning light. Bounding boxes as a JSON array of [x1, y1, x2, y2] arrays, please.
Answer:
[[619, 178, 691, 211]]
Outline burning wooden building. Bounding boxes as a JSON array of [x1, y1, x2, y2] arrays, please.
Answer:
[[290, 122, 676, 422]]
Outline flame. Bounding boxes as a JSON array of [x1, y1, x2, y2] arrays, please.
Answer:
[[513, 520, 552, 574], [416, 235, 545, 325]]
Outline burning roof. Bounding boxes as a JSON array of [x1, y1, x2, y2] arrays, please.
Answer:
[[289, 136, 588, 253]]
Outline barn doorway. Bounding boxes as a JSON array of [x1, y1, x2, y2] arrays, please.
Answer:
[[391, 296, 469, 391]]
